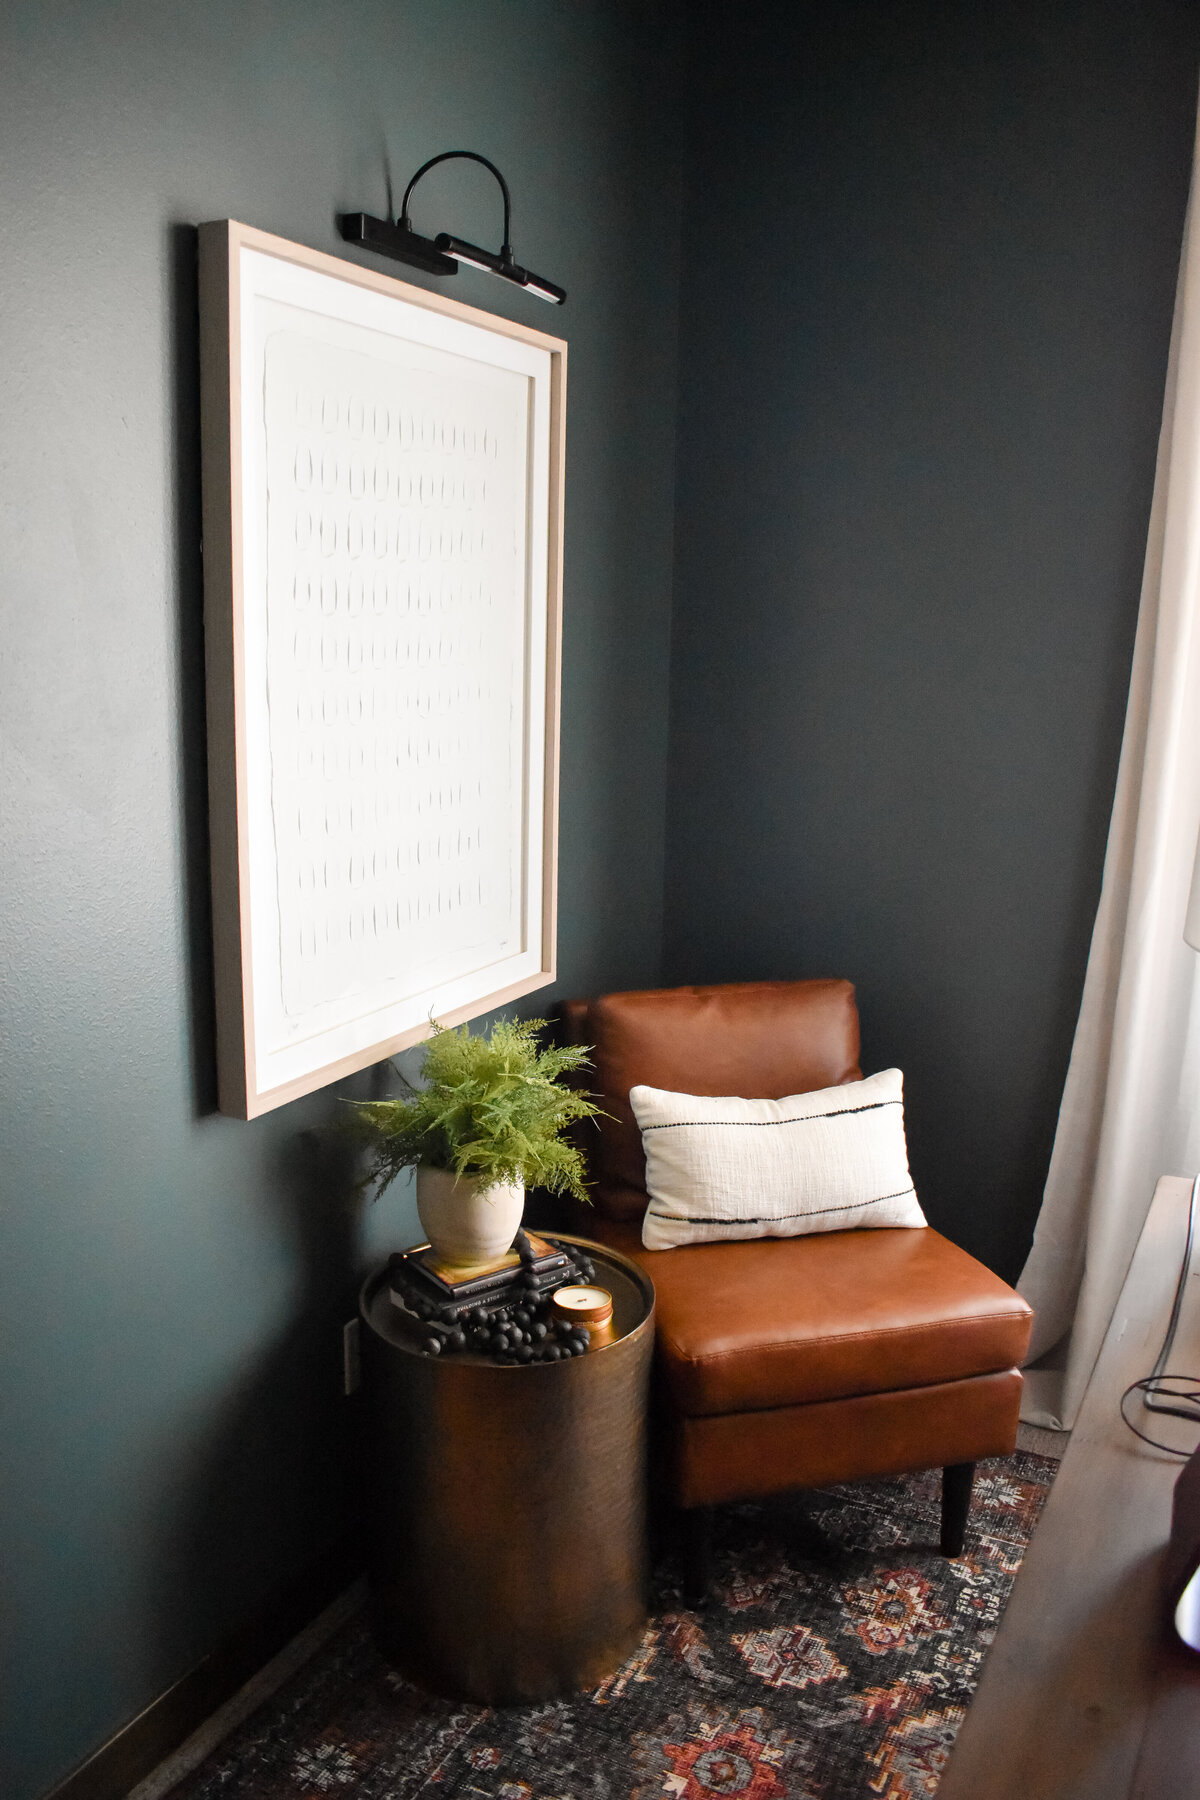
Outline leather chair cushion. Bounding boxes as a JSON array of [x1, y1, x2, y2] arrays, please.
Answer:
[[589, 1215, 1034, 1416], [563, 980, 862, 1221]]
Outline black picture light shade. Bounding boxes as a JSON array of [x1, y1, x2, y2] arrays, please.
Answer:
[[435, 233, 566, 305], [338, 150, 565, 304]]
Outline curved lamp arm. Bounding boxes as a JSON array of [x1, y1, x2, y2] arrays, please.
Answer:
[[400, 150, 514, 265]]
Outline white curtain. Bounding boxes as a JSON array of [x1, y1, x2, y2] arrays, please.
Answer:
[[1018, 109, 1200, 1431]]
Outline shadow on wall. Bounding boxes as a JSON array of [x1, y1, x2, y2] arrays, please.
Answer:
[[168, 221, 219, 1120], [155, 1121, 367, 1685]]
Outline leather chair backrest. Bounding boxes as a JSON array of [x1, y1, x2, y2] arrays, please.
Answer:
[[563, 980, 862, 1221]]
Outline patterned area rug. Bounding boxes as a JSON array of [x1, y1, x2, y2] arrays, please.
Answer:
[[170, 1451, 1055, 1800]]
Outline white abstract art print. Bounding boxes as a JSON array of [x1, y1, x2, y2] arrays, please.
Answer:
[[199, 223, 565, 1118]]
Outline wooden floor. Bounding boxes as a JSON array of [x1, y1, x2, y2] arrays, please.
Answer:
[[939, 1175, 1200, 1800]]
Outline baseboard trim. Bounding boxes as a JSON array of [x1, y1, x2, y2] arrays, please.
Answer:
[[42, 1533, 363, 1800]]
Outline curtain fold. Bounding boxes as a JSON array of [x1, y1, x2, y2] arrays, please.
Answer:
[[1017, 106, 1200, 1431]]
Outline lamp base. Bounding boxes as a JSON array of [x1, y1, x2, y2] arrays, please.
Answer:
[[338, 212, 458, 276]]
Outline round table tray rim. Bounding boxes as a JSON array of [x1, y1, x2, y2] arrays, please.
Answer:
[[360, 1230, 656, 1365]]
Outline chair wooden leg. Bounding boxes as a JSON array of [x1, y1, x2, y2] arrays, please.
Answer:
[[941, 1461, 976, 1556], [681, 1506, 713, 1606]]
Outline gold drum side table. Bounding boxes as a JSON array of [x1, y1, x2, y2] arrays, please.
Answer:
[[359, 1233, 655, 1704]]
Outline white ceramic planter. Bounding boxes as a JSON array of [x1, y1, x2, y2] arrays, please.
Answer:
[[415, 1166, 525, 1268]]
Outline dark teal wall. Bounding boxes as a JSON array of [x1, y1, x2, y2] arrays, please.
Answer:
[[0, 5, 680, 1797], [665, 0, 1200, 1281]]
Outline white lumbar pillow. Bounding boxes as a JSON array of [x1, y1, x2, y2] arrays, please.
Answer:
[[631, 1068, 926, 1250]]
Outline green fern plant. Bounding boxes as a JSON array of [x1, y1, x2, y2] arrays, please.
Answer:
[[348, 1017, 602, 1204]]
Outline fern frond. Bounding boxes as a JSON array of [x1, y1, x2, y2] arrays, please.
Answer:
[[345, 1016, 604, 1203]]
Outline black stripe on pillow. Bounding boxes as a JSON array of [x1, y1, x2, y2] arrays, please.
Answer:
[[640, 1099, 901, 1133], [644, 1186, 917, 1224]]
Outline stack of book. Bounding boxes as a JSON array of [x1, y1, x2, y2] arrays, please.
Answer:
[[392, 1231, 574, 1319], [386, 1231, 602, 1361]]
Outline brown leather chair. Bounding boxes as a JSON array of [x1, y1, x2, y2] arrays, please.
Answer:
[[561, 979, 1034, 1600]]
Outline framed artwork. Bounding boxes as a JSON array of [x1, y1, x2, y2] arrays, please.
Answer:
[[198, 220, 566, 1119]]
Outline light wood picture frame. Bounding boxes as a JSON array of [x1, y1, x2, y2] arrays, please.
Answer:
[[198, 221, 566, 1119]]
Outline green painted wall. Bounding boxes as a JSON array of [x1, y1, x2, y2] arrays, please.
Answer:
[[0, 5, 680, 1796], [666, 0, 1200, 1281]]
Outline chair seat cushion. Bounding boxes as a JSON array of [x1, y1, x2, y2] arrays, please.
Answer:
[[589, 1217, 1033, 1417]]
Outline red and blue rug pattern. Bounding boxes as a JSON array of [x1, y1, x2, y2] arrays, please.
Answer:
[[170, 1450, 1055, 1800]]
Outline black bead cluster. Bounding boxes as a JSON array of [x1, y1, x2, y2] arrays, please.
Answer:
[[406, 1236, 601, 1362]]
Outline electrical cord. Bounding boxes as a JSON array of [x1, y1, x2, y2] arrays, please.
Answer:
[[1119, 1171, 1200, 1457]]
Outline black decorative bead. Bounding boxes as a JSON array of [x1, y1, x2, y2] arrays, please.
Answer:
[[470, 1306, 487, 1326], [491, 1333, 509, 1354], [547, 1344, 562, 1361], [521, 1270, 539, 1289], [424, 1336, 442, 1355], [450, 1330, 467, 1352], [530, 1322, 547, 1341], [516, 1344, 533, 1362], [514, 1309, 530, 1327]]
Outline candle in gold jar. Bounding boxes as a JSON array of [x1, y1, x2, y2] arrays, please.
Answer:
[[551, 1284, 616, 1348]]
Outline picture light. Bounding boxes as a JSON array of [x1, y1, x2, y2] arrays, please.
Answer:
[[339, 150, 566, 304]]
